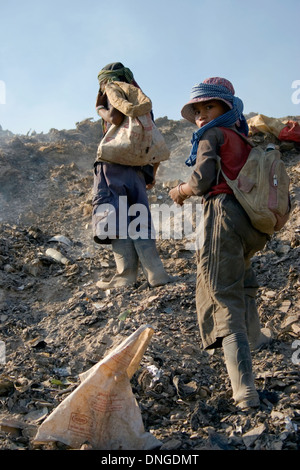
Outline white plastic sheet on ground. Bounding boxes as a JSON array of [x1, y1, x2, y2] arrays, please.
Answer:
[[34, 324, 160, 450]]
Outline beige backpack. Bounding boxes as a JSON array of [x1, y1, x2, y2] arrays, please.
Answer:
[[219, 144, 291, 235]]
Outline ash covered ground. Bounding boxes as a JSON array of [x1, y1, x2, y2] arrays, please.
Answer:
[[0, 116, 299, 451]]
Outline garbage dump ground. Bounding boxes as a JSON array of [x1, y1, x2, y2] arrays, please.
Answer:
[[0, 115, 299, 450]]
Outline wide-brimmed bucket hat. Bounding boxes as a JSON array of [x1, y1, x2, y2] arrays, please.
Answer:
[[181, 77, 235, 123]]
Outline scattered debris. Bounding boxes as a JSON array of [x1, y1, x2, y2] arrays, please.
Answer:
[[0, 115, 299, 450]]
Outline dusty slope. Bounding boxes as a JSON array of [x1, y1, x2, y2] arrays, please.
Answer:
[[0, 117, 299, 451]]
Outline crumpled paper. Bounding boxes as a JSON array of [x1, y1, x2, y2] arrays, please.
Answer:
[[34, 324, 160, 450]]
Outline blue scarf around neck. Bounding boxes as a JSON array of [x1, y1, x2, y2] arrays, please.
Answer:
[[184, 84, 249, 167]]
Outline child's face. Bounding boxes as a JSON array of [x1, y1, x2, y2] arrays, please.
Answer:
[[193, 100, 228, 128]]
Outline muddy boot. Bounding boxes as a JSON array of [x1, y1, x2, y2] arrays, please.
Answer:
[[223, 332, 260, 410], [250, 327, 274, 351], [96, 238, 139, 289], [245, 294, 273, 351], [133, 238, 174, 287]]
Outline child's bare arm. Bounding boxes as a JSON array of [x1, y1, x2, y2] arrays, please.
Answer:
[[96, 91, 124, 126], [169, 182, 193, 205]]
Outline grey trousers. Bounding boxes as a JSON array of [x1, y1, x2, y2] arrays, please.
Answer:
[[196, 194, 268, 350]]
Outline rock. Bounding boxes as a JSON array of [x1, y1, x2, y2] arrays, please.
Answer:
[[0, 377, 14, 395], [0, 417, 25, 436], [281, 314, 300, 332], [207, 431, 233, 450], [23, 259, 44, 276], [24, 407, 49, 424], [278, 299, 292, 313], [160, 438, 182, 450], [3, 264, 14, 273], [242, 423, 267, 448]]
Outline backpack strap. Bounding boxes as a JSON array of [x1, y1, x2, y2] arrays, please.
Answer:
[[228, 128, 255, 148], [215, 127, 254, 184]]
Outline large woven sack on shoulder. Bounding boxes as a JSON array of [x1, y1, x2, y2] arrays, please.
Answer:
[[220, 146, 290, 235], [96, 113, 170, 166], [105, 81, 152, 118]]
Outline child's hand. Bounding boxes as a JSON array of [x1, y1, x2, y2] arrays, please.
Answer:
[[169, 187, 185, 206], [146, 179, 156, 190], [96, 91, 107, 108]]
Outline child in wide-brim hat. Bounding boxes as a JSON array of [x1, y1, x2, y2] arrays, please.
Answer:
[[169, 77, 272, 410]]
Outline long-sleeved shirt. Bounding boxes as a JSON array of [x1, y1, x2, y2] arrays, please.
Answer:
[[187, 126, 252, 198]]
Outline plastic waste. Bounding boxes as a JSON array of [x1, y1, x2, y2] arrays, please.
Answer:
[[278, 121, 300, 143], [45, 248, 69, 265], [33, 325, 160, 450], [247, 114, 285, 138], [266, 143, 276, 152], [247, 114, 300, 143], [49, 235, 73, 246], [146, 365, 162, 387]]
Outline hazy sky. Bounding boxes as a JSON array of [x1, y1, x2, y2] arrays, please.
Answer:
[[1, 0, 300, 134]]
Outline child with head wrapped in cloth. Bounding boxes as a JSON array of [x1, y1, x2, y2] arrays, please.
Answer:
[[93, 62, 173, 289]]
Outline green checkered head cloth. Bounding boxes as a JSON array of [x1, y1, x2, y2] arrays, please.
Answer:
[[97, 62, 135, 86]]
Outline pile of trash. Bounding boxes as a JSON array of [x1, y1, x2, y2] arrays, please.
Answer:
[[0, 114, 299, 451], [247, 114, 300, 143]]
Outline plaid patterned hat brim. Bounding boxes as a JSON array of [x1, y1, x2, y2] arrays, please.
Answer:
[[181, 97, 233, 124]]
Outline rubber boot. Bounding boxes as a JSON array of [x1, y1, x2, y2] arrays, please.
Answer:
[[96, 238, 139, 289], [245, 294, 273, 351], [133, 238, 173, 287], [223, 332, 260, 409]]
